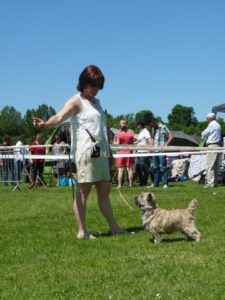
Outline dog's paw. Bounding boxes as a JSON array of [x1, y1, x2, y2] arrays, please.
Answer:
[[154, 238, 162, 244]]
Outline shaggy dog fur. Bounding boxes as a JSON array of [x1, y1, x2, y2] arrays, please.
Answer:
[[135, 192, 201, 243]]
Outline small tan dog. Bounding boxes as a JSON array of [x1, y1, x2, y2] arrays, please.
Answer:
[[135, 192, 201, 243]]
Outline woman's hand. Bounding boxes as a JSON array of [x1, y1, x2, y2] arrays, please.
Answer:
[[32, 117, 46, 129]]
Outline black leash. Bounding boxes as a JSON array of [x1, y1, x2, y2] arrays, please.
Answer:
[[68, 149, 75, 202]]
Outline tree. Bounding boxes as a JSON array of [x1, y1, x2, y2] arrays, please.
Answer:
[[168, 105, 198, 128], [35, 104, 56, 121], [105, 112, 115, 128], [108, 113, 135, 130], [135, 110, 154, 124], [0, 106, 22, 138], [21, 108, 37, 141], [22, 104, 56, 142]]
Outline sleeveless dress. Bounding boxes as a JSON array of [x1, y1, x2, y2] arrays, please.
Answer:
[[116, 130, 134, 168], [70, 93, 111, 183]]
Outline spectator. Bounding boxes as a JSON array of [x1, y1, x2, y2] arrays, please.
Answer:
[[201, 112, 221, 188], [15, 135, 28, 181], [134, 120, 153, 186], [150, 118, 173, 188], [52, 134, 67, 186], [114, 119, 134, 188], [29, 133, 46, 188], [1, 136, 15, 185]]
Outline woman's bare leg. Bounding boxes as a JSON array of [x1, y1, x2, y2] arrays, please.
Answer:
[[73, 182, 93, 238], [127, 167, 133, 187], [117, 167, 124, 188], [95, 180, 126, 233]]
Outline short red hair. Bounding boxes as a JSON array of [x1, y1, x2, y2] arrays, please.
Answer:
[[77, 65, 105, 92]]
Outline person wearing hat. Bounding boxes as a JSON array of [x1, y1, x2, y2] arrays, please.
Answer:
[[201, 112, 221, 188]]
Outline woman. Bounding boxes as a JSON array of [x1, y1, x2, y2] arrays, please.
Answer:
[[33, 65, 125, 239], [114, 119, 134, 188], [29, 133, 46, 188]]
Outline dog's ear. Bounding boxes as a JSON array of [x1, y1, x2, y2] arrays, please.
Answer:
[[147, 192, 157, 209], [147, 192, 153, 204]]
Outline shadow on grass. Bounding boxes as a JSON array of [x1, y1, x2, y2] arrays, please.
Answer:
[[94, 226, 144, 238], [149, 236, 196, 243], [160, 237, 187, 243]]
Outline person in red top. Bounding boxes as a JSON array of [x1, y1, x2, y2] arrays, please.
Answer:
[[114, 119, 134, 188], [29, 133, 46, 188]]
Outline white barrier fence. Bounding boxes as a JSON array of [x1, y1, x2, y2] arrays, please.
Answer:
[[0, 151, 25, 191], [1, 144, 225, 189]]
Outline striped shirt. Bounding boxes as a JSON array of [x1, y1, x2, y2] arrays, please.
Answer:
[[152, 123, 170, 146]]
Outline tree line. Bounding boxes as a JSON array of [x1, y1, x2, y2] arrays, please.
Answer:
[[0, 104, 56, 143], [107, 104, 225, 137], [1, 103, 225, 144]]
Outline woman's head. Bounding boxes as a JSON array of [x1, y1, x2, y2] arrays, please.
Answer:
[[55, 134, 61, 142], [77, 65, 105, 92], [119, 119, 128, 130]]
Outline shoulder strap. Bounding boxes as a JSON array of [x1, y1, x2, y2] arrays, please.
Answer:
[[85, 129, 96, 143]]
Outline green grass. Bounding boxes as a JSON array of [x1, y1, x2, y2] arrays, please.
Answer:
[[1, 181, 225, 299]]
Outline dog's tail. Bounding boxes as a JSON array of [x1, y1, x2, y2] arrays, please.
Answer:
[[187, 199, 198, 215]]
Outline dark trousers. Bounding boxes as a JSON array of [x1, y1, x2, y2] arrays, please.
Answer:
[[152, 155, 168, 186], [135, 156, 150, 186], [31, 162, 44, 184]]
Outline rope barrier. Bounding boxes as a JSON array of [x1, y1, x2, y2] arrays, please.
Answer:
[[1, 144, 225, 151], [0, 145, 225, 160]]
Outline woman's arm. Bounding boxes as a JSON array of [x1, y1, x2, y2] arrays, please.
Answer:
[[113, 132, 119, 144], [32, 96, 80, 129], [133, 134, 141, 143]]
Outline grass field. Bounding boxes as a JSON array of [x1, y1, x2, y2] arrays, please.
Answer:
[[1, 181, 225, 300]]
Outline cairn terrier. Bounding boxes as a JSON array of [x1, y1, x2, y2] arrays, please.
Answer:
[[135, 192, 201, 243]]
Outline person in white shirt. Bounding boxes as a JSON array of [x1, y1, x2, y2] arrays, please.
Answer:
[[134, 120, 153, 185], [15, 135, 26, 181], [52, 134, 67, 186], [201, 112, 221, 187]]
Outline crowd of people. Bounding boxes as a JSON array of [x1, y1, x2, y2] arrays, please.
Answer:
[[0, 65, 223, 239], [113, 117, 174, 189], [1, 111, 221, 191], [0, 133, 69, 188]]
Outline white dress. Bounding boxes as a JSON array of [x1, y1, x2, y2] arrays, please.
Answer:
[[70, 93, 110, 183]]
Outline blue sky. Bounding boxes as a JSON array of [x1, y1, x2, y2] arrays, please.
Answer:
[[1, 0, 225, 122]]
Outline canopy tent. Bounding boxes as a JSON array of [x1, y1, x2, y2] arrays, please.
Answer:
[[170, 131, 201, 146], [212, 103, 225, 114], [47, 122, 71, 145]]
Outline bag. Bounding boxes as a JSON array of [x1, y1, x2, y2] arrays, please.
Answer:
[[90, 144, 101, 158], [59, 175, 69, 186], [86, 129, 101, 158], [68, 177, 77, 186]]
